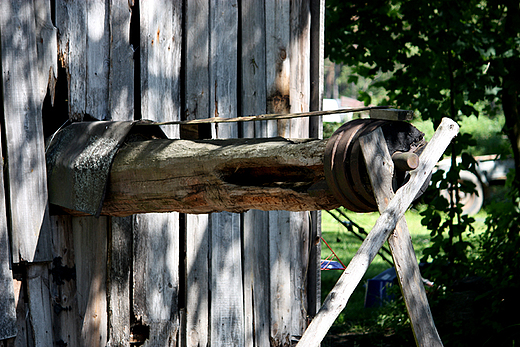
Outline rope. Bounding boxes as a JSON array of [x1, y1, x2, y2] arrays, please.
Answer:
[[325, 209, 394, 267], [137, 105, 390, 126], [321, 236, 347, 270]]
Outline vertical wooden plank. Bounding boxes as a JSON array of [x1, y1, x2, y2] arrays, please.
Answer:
[[140, 0, 182, 139], [289, 212, 309, 340], [133, 214, 179, 346], [242, 210, 270, 347], [0, 3, 56, 338], [265, 0, 290, 137], [210, 213, 244, 347], [26, 264, 53, 347], [208, 2, 244, 346], [289, 0, 311, 135], [49, 215, 80, 347], [264, 1, 293, 345], [185, 215, 209, 347], [108, 0, 135, 122], [56, 1, 87, 120], [240, 0, 267, 126], [209, 1, 238, 139], [185, 0, 209, 123], [107, 2, 135, 346], [307, 0, 324, 322], [240, 2, 271, 346], [108, 216, 132, 347], [0, 139, 16, 341], [73, 216, 108, 347], [0, 0, 52, 264], [86, 0, 110, 120], [289, 1, 312, 340], [34, 0, 58, 105], [184, 0, 211, 345], [135, 3, 182, 346], [268, 211, 292, 346]]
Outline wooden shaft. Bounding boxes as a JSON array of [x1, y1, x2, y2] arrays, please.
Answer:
[[392, 151, 420, 171], [97, 137, 340, 216]]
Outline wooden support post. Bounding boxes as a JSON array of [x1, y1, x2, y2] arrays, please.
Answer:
[[296, 118, 459, 347], [360, 127, 443, 347]]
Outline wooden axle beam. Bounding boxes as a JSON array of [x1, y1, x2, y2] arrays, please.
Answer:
[[47, 116, 424, 217], [98, 137, 339, 216]]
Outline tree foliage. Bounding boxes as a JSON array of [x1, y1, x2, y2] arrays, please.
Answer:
[[326, 1, 520, 344], [326, 0, 519, 158]]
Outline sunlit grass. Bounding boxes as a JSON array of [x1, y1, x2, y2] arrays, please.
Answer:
[[320, 206, 488, 334]]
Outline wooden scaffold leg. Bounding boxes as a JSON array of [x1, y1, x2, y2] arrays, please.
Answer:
[[296, 118, 459, 347], [360, 126, 443, 347]]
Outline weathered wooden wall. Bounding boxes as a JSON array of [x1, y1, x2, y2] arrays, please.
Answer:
[[0, 0, 324, 346]]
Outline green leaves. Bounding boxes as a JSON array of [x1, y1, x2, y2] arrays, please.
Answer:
[[326, 1, 520, 343], [326, 0, 507, 122]]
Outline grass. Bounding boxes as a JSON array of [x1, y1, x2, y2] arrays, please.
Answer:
[[320, 206, 488, 340], [320, 208, 429, 335]]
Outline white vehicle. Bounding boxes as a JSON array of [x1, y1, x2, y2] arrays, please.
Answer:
[[435, 155, 514, 214]]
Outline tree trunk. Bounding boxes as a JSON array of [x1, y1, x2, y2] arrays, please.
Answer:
[[501, 0, 520, 190], [502, 87, 520, 189]]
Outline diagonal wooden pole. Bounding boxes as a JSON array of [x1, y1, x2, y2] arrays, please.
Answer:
[[296, 118, 458, 347], [360, 127, 443, 347]]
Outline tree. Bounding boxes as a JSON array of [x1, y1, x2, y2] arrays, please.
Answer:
[[326, 2, 520, 344], [326, 0, 520, 184]]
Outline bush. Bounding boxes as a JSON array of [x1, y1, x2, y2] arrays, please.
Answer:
[[421, 170, 520, 346]]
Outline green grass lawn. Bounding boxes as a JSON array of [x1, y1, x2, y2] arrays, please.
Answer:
[[320, 206, 488, 338]]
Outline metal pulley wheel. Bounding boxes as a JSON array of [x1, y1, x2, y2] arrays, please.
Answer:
[[324, 119, 428, 212]]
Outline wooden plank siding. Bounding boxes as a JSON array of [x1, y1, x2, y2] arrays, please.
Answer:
[[0, 1, 55, 346], [240, 2, 271, 346], [308, 0, 325, 323], [72, 217, 108, 347], [132, 2, 182, 346], [264, 2, 294, 345], [208, 3, 245, 346], [0, 137, 16, 341], [49, 215, 81, 347], [0, 0, 52, 264], [184, 1, 211, 346], [0, 1, 323, 346], [107, 3, 134, 347]]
